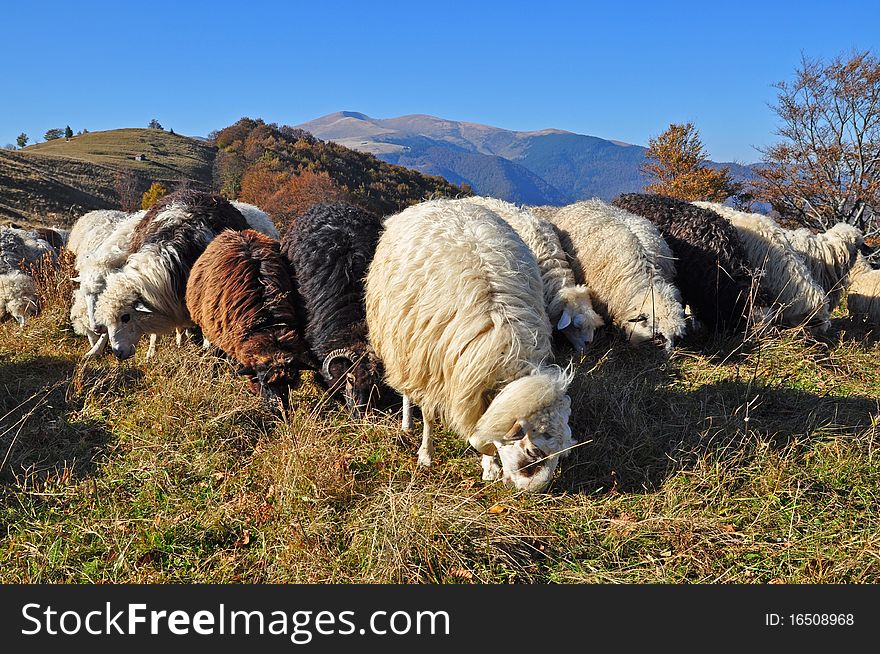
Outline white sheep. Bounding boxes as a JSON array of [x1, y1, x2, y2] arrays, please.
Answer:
[[365, 199, 575, 491], [846, 253, 880, 325], [785, 223, 864, 311], [0, 227, 54, 325], [694, 202, 830, 332], [447, 197, 604, 351], [546, 200, 687, 349]]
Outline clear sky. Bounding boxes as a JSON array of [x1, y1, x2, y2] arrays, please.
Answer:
[[3, 0, 878, 163]]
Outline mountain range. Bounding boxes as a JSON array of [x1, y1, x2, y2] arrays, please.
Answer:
[[298, 112, 756, 205]]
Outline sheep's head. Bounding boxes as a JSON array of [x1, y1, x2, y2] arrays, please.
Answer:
[[237, 349, 317, 412], [622, 283, 686, 352], [7, 295, 38, 326], [470, 368, 575, 492], [93, 272, 153, 360], [555, 285, 604, 352], [321, 345, 383, 417]]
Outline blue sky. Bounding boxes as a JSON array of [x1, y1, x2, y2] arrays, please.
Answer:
[[3, 0, 878, 163]]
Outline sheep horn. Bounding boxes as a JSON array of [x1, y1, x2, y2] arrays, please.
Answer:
[[503, 418, 530, 443], [321, 348, 356, 381]]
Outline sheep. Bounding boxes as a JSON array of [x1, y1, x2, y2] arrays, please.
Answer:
[[186, 229, 317, 408], [784, 222, 864, 311], [365, 199, 575, 491], [693, 202, 830, 332], [231, 201, 279, 239], [846, 252, 880, 325], [612, 193, 763, 332], [70, 212, 144, 357], [93, 189, 249, 359], [446, 197, 604, 351], [280, 203, 384, 416], [545, 200, 687, 349], [0, 227, 54, 325]]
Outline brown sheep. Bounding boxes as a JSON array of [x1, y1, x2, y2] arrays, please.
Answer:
[[185, 229, 318, 408]]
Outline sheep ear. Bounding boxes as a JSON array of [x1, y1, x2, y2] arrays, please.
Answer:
[[134, 301, 152, 313], [503, 418, 530, 443], [71, 276, 81, 283], [557, 310, 572, 330]]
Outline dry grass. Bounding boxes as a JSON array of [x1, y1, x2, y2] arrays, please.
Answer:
[[1, 295, 879, 583]]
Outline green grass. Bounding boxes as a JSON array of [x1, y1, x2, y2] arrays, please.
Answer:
[[1, 286, 879, 583]]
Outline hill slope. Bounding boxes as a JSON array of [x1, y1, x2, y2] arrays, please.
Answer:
[[298, 112, 757, 203], [0, 129, 216, 224]]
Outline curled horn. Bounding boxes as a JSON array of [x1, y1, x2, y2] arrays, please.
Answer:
[[503, 418, 531, 443], [321, 348, 356, 381]]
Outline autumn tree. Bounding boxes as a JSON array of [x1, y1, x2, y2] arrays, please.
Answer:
[[16, 133, 28, 148], [754, 51, 880, 232], [141, 182, 168, 210], [642, 122, 742, 202], [239, 165, 349, 229]]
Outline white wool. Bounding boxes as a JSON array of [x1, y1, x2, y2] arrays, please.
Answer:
[[231, 201, 279, 239], [448, 197, 604, 350], [546, 199, 687, 347], [67, 210, 129, 267], [847, 253, 880, 325], [0, 271, 38, 325], [366, 199, 573, 489], [785, 223, 863, 310], [694, 202, 830, 331]]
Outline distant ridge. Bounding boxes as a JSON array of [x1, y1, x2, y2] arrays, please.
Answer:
[[298, 112, 756, 204]]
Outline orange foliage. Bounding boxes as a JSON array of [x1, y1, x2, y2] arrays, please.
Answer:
[[239, 167, 349, 229], [643, 122, 741, 202]]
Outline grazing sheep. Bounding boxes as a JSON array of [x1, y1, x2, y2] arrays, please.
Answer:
[[280, 203, 384, 416], [186, 229, 317, 408], [546, 200, 687, 349], [94, 189, 249, 359], [612, 194, 762, 331], [694, 202, 830, 331], [447, 197, 604, 351], [784, 223, 864, 311], [366, 199, 575, 491], [0, 227, 54, 325], [70, 212, 144, 357], [231, 201, 279, 239], [846, 253, 880, 325]]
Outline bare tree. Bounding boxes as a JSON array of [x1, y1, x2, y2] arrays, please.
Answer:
[[755, 51, 880, 232], [114, 170, 141, 212]]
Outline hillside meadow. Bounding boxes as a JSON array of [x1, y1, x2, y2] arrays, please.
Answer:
[[1, 257, 879, 583]]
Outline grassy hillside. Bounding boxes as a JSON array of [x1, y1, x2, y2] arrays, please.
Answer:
[[1, 270, 878, 583], [0, 129, 215, 225]]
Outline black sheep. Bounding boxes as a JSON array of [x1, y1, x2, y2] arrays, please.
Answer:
[[280, 203, 384, 415], [612, 193, 764, 331]]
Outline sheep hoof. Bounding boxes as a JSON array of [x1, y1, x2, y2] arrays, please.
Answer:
[[481, 455, 502, 481], [417, 448, 433, 468]]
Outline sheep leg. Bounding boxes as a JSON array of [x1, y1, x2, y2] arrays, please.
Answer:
[[481, 455, 503, 481], [175, 328, 183, 348], [402, 394, 413, 432], [87, 331, 99, 347], [146, 333, 158, 360], [202, 336, 212, 350], [417, 416, 433, 468], [83, 333, 107, 359]]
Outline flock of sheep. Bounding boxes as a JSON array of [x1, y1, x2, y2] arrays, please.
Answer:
[[2, 188, 880, 492]]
